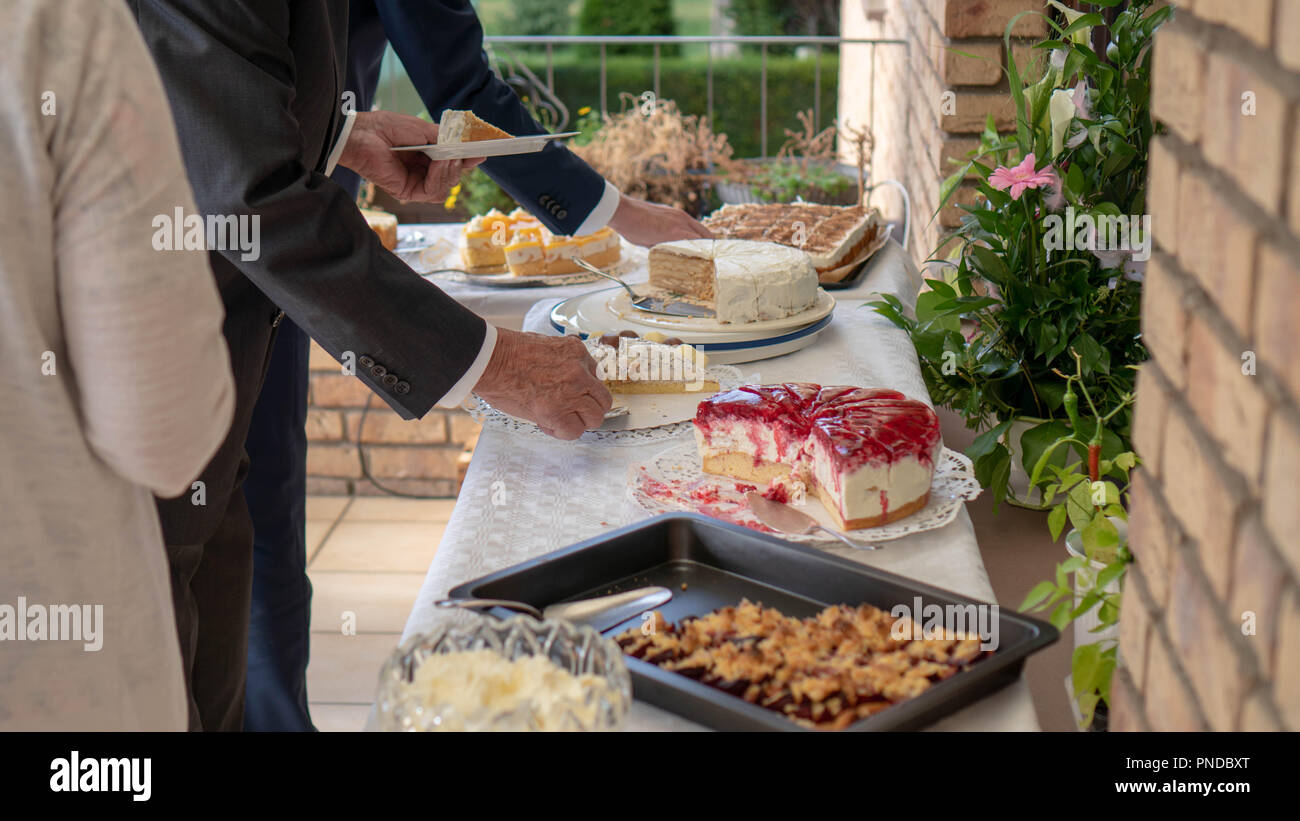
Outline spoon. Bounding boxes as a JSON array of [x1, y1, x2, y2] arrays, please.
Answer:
[[745, 491, 879, 550]]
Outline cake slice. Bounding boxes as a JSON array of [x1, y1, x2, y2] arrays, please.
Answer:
[[586, 332, 717, 394], [437, 109, 514, 143], [360, 208, 398, 250]]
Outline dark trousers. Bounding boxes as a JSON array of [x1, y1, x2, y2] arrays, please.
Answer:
[[242, 318, 315, 731], [158, 295, 279, 731]]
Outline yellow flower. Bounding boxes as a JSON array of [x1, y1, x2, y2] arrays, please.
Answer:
[[444, 183, 461, 211], [578, 106, 591, 116]]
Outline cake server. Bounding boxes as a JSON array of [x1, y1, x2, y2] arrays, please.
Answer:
[[745, 492, 879, 550], [434, 585, 673, 632], [573, 259, 715, 318]]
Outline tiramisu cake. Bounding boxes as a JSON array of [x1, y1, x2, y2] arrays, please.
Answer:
[[437, 109, 513, 143], [647, 239, 817, 324], [703, 203, 884, 282], [460, 208, 620, 275], [693, 384, 943, 529]]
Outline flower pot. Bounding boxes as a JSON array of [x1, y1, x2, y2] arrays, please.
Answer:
[[1064, 517, 1126, 649], [1001, 417, 1058, 509]]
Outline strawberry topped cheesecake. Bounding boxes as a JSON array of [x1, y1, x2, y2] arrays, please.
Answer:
[[693, 384, 943, 529]]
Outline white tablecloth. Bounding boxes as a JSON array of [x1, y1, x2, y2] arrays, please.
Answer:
[[392, 233, 1040, 732]]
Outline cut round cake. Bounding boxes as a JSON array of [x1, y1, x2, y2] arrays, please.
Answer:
[[647, 239, 817, 324], [693, 383, 943, 529]]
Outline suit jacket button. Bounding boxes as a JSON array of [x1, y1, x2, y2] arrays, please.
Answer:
[[539, 195, 551, 206], [394, 381, 410, 395], [557, 209, 567, 219], [359, 355, 375, 369], [382, 373, 398, 388], [370, 364, 387, 378]]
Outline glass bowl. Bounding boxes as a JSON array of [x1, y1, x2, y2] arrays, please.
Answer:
[[374, 615, 632, 731]]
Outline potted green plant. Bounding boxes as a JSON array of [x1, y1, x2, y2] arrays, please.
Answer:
[[869, 0, 1169, 508], [714, 110, 862, 206], [1018, 352, 1136, 730]]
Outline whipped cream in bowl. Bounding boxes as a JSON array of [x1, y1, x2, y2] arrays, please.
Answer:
[[375, 616, 631, 732]]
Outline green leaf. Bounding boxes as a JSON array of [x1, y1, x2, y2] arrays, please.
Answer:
[[967, 420, 1013, 461], [1019, 421, 1072, 484], [1081, 515, 1120, 562], [1048, 504, 1068, 541], [1019, 580, 1057, 612]]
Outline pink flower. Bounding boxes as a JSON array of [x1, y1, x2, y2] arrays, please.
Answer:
[[988, 153, 1059, 200]]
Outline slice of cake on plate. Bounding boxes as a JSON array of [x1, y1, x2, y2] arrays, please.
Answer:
[[437, 109, 514, 143], [360, 208, 398, 250], [586, 332, 717, 394], [459, 206, 622, 276], [647, 238, 817, 324], [694, 383, 942, 529]]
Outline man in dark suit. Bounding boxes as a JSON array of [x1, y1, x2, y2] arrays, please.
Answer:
[[239, 0, 711, 730], [129, 0, 680, 730]]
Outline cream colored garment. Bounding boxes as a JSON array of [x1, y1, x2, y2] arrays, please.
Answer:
[[0, 0, 234, 730]]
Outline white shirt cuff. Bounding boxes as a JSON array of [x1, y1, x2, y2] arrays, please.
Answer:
[[436, 322, 498, 408], [573, 180, 621, 236], [324, 111, 356, 176]]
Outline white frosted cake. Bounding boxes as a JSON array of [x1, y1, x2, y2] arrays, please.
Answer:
[[647, 239, 817, 324]]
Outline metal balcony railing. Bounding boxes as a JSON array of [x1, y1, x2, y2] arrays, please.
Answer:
[[468, 35, 908, 159]]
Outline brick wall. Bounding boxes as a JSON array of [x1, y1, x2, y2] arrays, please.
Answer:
[[839, 0, 1045, 262], [305, 339, 480, 497], [1111, 2, 1300, 731]]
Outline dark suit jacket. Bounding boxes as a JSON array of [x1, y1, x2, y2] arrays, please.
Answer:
[[363, 0, 609, 235], [131, 0, 487, 543], [131, 0, 485, 422]]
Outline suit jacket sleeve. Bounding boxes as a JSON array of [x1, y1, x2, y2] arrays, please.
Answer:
[[373, 0, 611, 236], [131, 0, 486, 420]]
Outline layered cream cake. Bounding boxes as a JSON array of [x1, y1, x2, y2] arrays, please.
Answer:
[[437, 109, 513, 143], [703, 203, 884, 282], [693, 384, 942, 529], [586, 331, 717, 394], [647, 239, 817, 324], [460, 208, 620, 275]]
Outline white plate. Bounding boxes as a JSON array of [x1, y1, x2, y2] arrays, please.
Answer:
[[629, 439, 983, 544], [605, 288, 835, 333], [549, 286, 836, 364], [391, 132, 581, 160], [410, 242, 648, 288]]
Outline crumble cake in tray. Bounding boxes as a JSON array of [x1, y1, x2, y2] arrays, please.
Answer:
[[616, 599, 990, 730]]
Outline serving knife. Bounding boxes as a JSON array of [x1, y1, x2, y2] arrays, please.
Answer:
[[745, 491, 879, 550], [434, 585, 673, 633], [573, 258, 715, 318]]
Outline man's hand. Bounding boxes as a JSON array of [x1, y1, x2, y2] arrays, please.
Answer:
[[337, 111, 483, 202], [607, 194, 712, 247], [473, 328, 612, 440]]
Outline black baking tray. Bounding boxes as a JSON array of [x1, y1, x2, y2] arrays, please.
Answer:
[[447, 513, 1057, 732]]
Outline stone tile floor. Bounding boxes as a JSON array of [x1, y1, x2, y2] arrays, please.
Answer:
[[303, 496, 455, 731]]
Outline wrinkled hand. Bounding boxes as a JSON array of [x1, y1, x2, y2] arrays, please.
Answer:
[[473, 328, 612, 440], [337, 111, 483, 202], [607, 194, 712, 247]]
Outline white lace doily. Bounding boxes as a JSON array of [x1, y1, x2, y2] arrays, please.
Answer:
[[628, 439, 981, 544], [466, 365, 743, 445]]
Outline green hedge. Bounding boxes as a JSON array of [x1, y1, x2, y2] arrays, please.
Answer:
[[521, 53, 840, 159], [379, 52, 839, 160]]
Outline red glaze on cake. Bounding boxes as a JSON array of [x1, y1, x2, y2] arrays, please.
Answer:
[[694, 383, 942, 529]]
